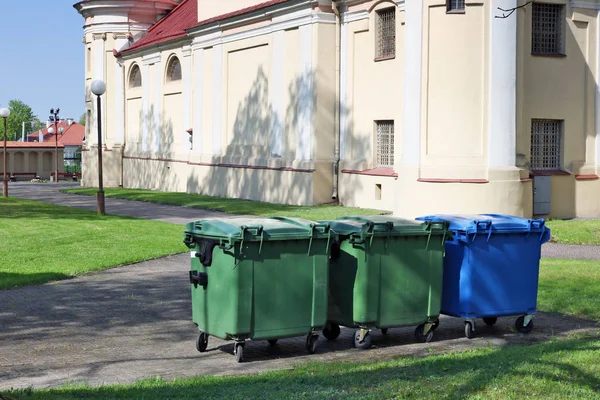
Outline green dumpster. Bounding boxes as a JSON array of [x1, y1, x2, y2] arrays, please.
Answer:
[[321, 215, 450, 349], [183, 217, 334, 362]]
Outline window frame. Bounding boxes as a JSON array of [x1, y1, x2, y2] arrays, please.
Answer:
[[530, 118, 564, 171], [374, 6, 396, 61], [128, 64, 142, 89], [446, 0, 466, 14], [375, 120, 395, 168], [531, 3, 566, 57], [165, 56, 182, 83]]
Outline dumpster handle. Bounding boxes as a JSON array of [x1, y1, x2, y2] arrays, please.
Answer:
[[239, 225, 264, 254], [486, 227, 493, 243]]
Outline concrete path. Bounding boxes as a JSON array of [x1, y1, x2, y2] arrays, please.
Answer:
[[2, 182, 599, 390]]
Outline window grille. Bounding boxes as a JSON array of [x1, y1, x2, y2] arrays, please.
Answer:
[[532, 3, 564, 55], [376, 120, 394, 168], [166, 57, 182, 82], [129, 65, 142, 88], [376, 8, 395, 59], [530, 119, 562, 170], [447, 0, 465, 12]]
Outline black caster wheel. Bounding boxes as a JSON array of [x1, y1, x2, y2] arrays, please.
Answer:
[[323, 323, 341, 341], [381, 328, 388, 335], [515, 315, 534, 333], [483, 317, 497, 327], [196, 332, 208, 352], [414, 324, 434, 343], [268, 339, 278, 346], [306, 334, 318, 354], [234, 343, 244, 363], [464, 321, 476, 339], [354, 330, 372, 350], [431, 320, 440, 331]]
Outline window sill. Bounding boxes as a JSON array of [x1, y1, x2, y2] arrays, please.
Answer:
[[529, 170, 570, 176], [446, 9, 465, 14], [374, 55, 395, 62], [575, 174, 600, 180], [417, 178, 488, 184], [531, 52, 566, 58], [342, 167, 398, 177]]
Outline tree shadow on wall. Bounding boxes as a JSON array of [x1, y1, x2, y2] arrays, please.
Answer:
[[188, 66, 365, 207]]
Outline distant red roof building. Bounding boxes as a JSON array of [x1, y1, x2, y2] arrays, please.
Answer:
[[26, 121, 85, 147], [6, 141, 64, 148]]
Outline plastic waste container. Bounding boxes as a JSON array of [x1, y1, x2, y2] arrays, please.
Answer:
[[320, 215, 450, 349], [416, 214, 551, 339], [183, 217, 334, 362]]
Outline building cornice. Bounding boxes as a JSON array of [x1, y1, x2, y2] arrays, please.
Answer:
[[571, 1, 600, 9], [141, 52, 162, 65], [73, 0, 178, 18]]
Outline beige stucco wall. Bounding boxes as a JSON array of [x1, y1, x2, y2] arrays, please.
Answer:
[[518, 1, 600, 218], [1, 148, 64, 179]]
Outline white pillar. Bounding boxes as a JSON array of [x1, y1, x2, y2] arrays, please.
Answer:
[[402, 0, 424, 166], [142, 63, 150, 152], [182, 46, 192, 153], [153, 60, 162, 153], [270, 30, 285, 158], [212, 45, 223, 156], [297, 23, 314, 161], [114, 38, 128, 144], [488, 0, 517, 168], [596, 9, 600, 172], [339, 16, 348, 160], [193, 48, 204, 154]]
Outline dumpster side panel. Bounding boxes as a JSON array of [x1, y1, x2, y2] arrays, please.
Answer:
[[443, 233, 543, 318], [327, 239, 360, 327], [353, 241, 381, 325]]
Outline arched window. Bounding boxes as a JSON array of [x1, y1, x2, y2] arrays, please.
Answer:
[[129, 64, 142, 88], [166, 57, 182, 82]]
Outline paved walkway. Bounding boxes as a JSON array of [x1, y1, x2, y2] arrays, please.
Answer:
[[1, 182, 599, 390]]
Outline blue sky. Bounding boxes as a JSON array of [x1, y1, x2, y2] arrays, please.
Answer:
[[0, 1, 85, 124]]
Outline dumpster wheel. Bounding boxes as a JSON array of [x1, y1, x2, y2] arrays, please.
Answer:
[[196, 332, 208, 353], [381, 328, 388, 335], [415, 324, 434, 343], [354, 330, 372, 350], [268, 339, 278, 346], [515, 315, 534, 333], [464, 321, 476, 339], [323, 323, 341, 341], [306, 334, 318, 354], [483, 317, 497, 327], [234, 343, 244, 363]]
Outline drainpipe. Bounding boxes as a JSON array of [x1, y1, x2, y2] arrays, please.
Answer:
[[120, 58, 126, 188], [332, 1, 343, 201]]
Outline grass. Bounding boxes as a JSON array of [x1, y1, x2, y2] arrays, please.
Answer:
[[0, 197, 187, 289], [538, 258, 600, 320], [60, 187, 388, 221], [545, 219, 600, 245], [4, 335, 600, 399]]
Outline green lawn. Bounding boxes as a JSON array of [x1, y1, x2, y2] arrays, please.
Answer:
[[545, 219, 600, 245], [0, 197, 187, 289], [538, 258, 600, 320], [5, 335, 600, 400], [61, 187, 388, 221]]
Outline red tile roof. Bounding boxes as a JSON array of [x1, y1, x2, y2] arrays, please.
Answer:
[[122, 0, 198, 53], [26, 122, 85, 147], [6, 141, 64, 148], [121, 0, 290, 55]]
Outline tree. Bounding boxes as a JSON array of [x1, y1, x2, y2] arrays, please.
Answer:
[[31, 117, 45, 131], [5, 99, 35, 141], [79, 112, 86, 126]]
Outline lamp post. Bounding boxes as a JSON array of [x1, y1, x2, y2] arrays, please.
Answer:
[[49, 108, 60, 183], [0, 107, 10, 197], [91, 80, 106, 215]]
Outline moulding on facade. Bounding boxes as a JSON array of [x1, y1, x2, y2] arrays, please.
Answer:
[[571, 1, 600, 9], [141, 52, 161, 65]]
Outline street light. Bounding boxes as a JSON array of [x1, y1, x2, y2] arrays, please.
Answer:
[[0, 107, 10, 197], [49, 108, 60, 183], [91, 79, 106, 215]]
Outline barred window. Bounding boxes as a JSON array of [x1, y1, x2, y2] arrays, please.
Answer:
[[376, 8, 395, 59], [447, 0, 465, 12], [530, 119, 562, 170], [166, 57, 182, 82], [376, 120, 394, 168], [532, 3, 565, 55], [129, 64, 142, 88]]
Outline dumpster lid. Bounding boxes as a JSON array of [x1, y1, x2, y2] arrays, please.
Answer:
[[321, 215, 446, 236], [416, 214, 547, 233], [185, 216, 331, 241]]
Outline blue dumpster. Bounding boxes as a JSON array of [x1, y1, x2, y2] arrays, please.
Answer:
[[415, 214, 551, 339]]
